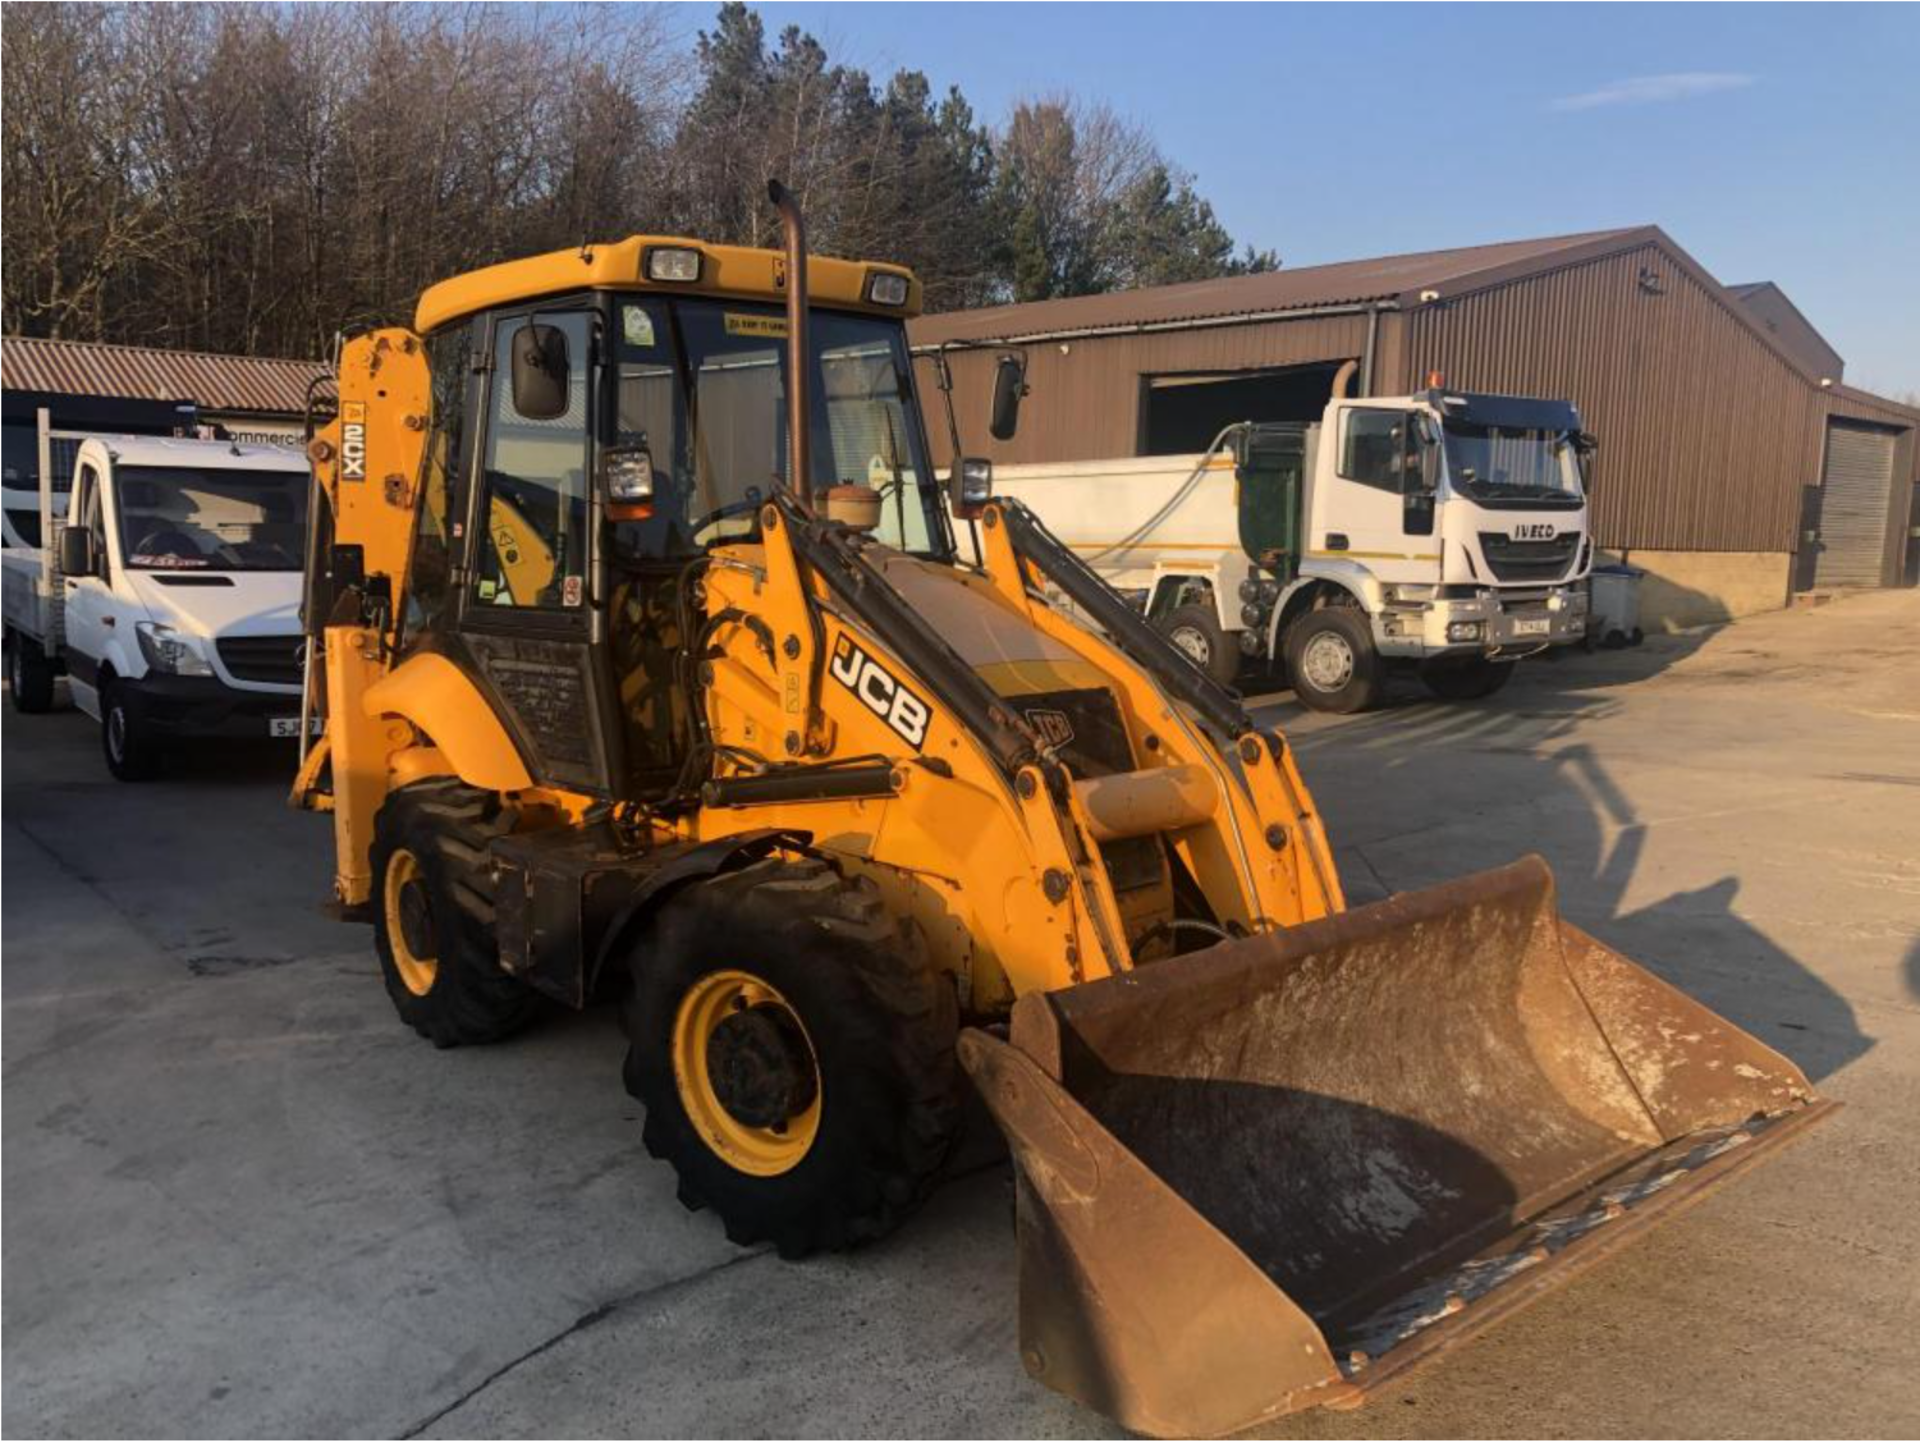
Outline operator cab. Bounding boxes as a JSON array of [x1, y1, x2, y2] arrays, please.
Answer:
[[402, 242, 947, 803]]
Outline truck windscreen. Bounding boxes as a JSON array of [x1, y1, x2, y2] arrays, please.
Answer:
[[116, 466, 309, 571], [1442, 424, 1585, 507]]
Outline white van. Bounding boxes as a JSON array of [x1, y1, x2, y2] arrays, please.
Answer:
[[2, 435, 311, 779]]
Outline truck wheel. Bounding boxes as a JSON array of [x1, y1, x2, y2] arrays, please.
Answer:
[[1156, 603, 1241, 689], [1284, 607, 1384, 714], [101, 680, 163, 780], [623, 857, 961, 1258], [370, 780, 542, 1047], [7, 630, 55, 714], [1420, 655, 1517, 701]]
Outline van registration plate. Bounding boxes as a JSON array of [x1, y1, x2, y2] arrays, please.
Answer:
[[270, 716, 322, 738], [1512, 617, 1551, 637]]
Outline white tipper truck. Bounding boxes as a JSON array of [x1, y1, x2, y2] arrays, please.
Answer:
[[2, 433, 313, 778], [990, 378, 1597, 711]]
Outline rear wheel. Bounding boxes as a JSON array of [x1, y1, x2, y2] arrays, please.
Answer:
[[1155, 602, 1240, 689], [623, 857, 961, 1258], [1284, 606, 1384, 714], [101, 680, 163, 780], [370, 780, 542, 1046], [7, 630, 55, 714], [1420, 655, 1516, 701]]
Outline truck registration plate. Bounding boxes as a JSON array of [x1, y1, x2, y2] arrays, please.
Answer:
[[270, 716, 322, 738], [1513, 616, 1551, 637]]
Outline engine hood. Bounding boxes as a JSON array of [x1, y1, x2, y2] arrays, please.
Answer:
[[125, 569, 304, 639], [872, 552, 1111, 699]]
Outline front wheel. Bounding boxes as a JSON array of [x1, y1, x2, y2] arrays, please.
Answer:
[[1284, 607, 1385, 713], [101, 681, 163, 780], [1420, 655, 1517, 701], [623, 857, 961, 1258], [1155, 602, 1241, 689]]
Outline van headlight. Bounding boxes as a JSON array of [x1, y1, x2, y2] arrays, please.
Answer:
[[136, 621, 214, 676]]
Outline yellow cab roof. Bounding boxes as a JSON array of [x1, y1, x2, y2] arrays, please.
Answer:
[[414, 237, 922, 334]]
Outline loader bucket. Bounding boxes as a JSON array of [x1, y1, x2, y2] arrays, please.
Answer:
[[958, 856, 1835, 1438]]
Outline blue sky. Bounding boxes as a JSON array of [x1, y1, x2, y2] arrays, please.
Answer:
[[688, 3, 1919, 396]]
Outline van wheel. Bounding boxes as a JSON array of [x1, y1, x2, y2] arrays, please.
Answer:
[[7, 630, 55, 714], [1156, 603, 1241, 689], [101, 681, 163, 780], [1420, 655, 1516, 701], [623, 857, 961, 1258], [370, 780, 542, 1047], [1284, 606, 1384, 713]]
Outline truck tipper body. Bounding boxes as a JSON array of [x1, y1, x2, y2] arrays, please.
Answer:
[[990, 385, 1596, 710], [2, 434, 312, 777]]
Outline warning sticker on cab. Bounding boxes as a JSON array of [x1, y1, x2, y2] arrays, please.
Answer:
[[724, 313, 788, 339]]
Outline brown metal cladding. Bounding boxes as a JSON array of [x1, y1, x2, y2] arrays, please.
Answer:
[[1399, 241, 1829, 553], [917, 314, 1371, 467], [1, 335, 324, 416]]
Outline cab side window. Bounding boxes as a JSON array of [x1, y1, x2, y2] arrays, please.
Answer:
[[473, 311, 592, 609], [1339, 409, 1420, 494], [408, 328, 469, 638]]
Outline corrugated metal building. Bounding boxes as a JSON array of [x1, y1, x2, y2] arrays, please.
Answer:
[[910, 226, 1918, 625], [1, 336, 325, 494]]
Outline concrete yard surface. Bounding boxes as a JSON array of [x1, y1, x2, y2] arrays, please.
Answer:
[[4, 589, 1918, 1439]]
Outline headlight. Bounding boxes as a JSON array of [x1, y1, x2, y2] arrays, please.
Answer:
[[644, 246, 702, 283], [136, 621, 213, 676], [1446, 620, 1486, 643], [865, 271, 910, 307]]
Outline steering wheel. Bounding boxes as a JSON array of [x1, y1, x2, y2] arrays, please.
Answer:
[[689, 494, 763, 541], [135, 528, 201, 560]]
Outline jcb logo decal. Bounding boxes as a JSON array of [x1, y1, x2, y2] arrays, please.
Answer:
[[1024, 708, 1075, 748], [1512, 523, 1556, 541], [829, 635, 930, 751], [341, 402, 367, 482]]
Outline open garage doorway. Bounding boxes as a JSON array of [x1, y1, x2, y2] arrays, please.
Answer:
[[1140, 361, 1348, 455]]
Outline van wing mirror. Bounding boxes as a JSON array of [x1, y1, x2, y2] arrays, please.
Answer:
[[57, 524, 96, 578], [511, 322, 571, 420], [990, 354, 1028, 441]]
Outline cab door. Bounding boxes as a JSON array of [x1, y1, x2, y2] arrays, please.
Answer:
[[1312, 406, 1437, 582], [61, 459, 114, 716], [451, 304, 625, 797]]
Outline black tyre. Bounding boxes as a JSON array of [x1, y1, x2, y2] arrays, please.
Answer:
[[1284, 605, 1385, 714], [623, 856, 962, 1258], [101, 679, 163, 780], [7, 630, 55, 714], [1420, 655, 1517, 701], [370, 779, 542, 1047], [1155, 602, 1241, 690]]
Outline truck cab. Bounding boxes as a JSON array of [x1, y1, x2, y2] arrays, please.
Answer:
[[1258, 387, 1593, 708], [3, 434, 313, 778]]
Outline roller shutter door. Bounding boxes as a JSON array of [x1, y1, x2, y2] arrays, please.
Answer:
[[1814, 422, 1897, 588]]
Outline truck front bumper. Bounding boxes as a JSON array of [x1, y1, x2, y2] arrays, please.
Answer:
[[120, 673, 303, 740], [1376, 584, 1588, 660]]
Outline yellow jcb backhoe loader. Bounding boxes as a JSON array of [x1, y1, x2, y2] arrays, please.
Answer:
[[292, 182, 1834, 1437]]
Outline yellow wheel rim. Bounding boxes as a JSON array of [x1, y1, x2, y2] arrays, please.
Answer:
[[383, 848, 438, 997], [672, 969, 821, 1177]]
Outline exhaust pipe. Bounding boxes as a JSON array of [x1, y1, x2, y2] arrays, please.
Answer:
[[768, 179, 813, 512]]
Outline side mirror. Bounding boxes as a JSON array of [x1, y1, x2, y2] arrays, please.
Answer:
[[511, 322, 570, 420], [58, 524, 96, 578], [949, 457, 994, 520], [989, 354, 1027, 441]]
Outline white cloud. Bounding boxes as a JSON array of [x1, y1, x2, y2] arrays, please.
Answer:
[[1552, 72, 1758, 112]]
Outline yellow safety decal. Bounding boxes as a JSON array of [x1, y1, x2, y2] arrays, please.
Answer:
[[725, 313, 788, 339]]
